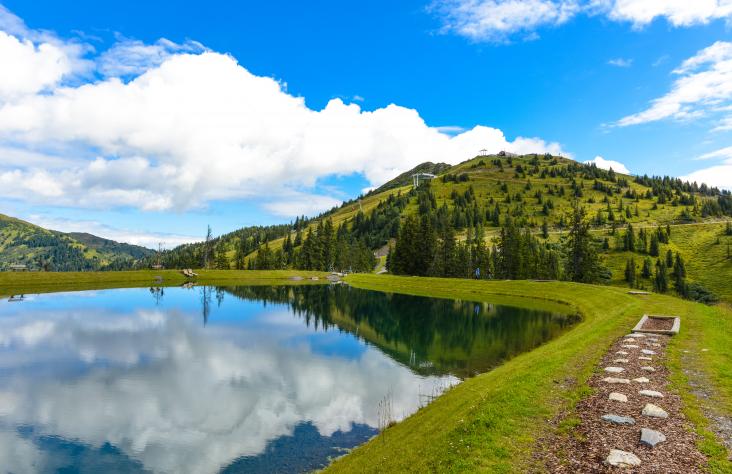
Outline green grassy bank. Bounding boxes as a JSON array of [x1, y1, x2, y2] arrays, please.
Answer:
[[0, 269, 328, 296], [327, 275, 732, 473]]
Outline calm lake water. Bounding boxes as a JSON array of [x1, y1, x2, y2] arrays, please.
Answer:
[[0, 284, 578, 474]]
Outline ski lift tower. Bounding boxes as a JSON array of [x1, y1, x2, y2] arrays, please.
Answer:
[[412, 172, 436, 188], [479, 148, 488, 157]]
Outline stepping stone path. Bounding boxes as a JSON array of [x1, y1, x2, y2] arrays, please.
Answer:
[[541, 327, 708, 472], [602, 414, 636, 425], [609, 392, 628, 402], [642, 403, 669, 419], [639, 390, 664, 398], [640, 428, 666, 447], [603, 377, 630, 384], [606, 449, 642, 468]]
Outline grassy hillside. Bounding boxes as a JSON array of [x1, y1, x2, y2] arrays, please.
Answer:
[[0, 214, 155, 271], [229, 153, 731, 300]]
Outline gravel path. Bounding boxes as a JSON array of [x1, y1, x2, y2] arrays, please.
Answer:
[[541, 332, 707, 472]]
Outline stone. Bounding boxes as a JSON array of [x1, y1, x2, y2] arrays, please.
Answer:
[[640, 428, 667, 448], [603, 377, 631, 384], [623, 345, 640, 349], [633, 377, 650, 383], [627, 333, 645, 338], [651, 343, 662, 347], [613, 358, 629, 364], [642, 403, 669, 419], [606, 449, 642, 468], [639, 390, 664, 398], [609, 392, 628, 402], [639, 356, 652, 361], [641, 366, 656, 372], [641, 349, 656, 355], [605, 366, 625, 373], [616, 351, 629, 355], [602, 414, 636, 425]]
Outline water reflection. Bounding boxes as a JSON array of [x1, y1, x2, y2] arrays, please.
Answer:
[[0, 285, 576, 473]]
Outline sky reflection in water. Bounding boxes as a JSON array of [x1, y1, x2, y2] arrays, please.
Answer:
[[0, 285, 576, 473]]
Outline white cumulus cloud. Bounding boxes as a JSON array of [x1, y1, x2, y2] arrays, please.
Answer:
[[584, 155, 631, 174], [0, 9, 568, 213]]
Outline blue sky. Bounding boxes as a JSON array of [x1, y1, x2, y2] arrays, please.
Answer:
[[1, 0, 731, 247]]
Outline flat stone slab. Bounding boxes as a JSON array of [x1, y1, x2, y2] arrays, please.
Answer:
[[609, 392, 628, 402], [606, 449, 642, 467], [616, 351, 629, 355], [642, 403, 669, 419], [641, 366, 656, 372], [603, 377, 631, 384], [622, 344, 640, 349], [639, 356, 652, 361], [627, 333, 646, 338], [650, 343, 662, 347], [613, 358, 629, 364], [602, 414, 636, 425], [633, 377, 650, 383], [605, 366, 625, 373], [640, 428, 666, 447], [641, 349, 656, 355], [639, 390, 664, 398]]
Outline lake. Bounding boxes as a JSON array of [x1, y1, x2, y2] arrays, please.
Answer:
[[0, 284, 578, 473]]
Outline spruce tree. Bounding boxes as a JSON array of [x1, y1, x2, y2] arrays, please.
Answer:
[[565, 202, 601, 283]]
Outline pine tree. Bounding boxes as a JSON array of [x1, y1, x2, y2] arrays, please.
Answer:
[[565, 202, 602, 283], [649, 234, 659, 257], [623, 224, 636, 251], [641, 257, 653, 279], [654, 261, 668, 293], [624, 258, 636, 288]]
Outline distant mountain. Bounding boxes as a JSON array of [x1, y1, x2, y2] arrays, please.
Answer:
[[0, 214, 155, 271]]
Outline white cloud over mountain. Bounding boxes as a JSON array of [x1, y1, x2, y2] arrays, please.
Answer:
[[584, 155, 630, 174], [0, 7, 565, 214], [432, 0, 732, 42]]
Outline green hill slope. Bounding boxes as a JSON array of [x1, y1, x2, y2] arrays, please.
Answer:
[[159, 153, 732, 300], [0, 214, 155, 271]]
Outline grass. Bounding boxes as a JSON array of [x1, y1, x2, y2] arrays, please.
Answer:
[[0, 269, 329, 297], [1, 270, 730, 471], [324, 274, 732, 473]]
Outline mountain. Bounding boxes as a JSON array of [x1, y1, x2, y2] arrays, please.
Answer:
[[157, 153, 731, 301], [0, 214, 155, 271]]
